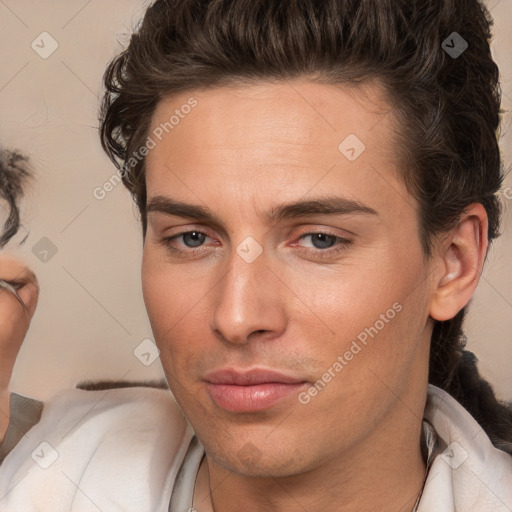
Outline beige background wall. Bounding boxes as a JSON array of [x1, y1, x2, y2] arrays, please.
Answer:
[[0, 0, 511, 401]]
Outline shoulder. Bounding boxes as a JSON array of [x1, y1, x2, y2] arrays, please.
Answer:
[[418, 384, 512, 511], [0, 385, 193, 512]]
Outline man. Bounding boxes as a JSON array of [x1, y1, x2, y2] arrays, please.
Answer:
[[1, 0, 512, 511]]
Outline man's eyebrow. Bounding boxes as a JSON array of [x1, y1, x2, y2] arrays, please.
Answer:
[[146, 195, 378, 224], [268, 196, 378, 221]]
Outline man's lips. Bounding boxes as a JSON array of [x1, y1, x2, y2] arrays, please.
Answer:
[[203, 368, 309, 412], [203, 368, 307, 385]]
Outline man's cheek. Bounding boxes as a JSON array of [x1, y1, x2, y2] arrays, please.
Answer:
[[157, 345, 187, 395], [142, 270, 176, 326]]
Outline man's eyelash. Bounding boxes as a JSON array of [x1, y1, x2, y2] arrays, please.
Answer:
[[160, 231, 214, 256], [294, 232, 352, 259], [160, 230, 352, 259]]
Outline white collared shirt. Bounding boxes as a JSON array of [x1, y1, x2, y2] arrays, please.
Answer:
[[0, 384, 511, 511]]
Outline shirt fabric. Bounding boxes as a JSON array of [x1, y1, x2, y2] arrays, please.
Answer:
[[0, 384, 511, 511], [0, 393, 43, 464]]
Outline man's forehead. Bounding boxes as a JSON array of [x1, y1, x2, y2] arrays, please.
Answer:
[[147, 82, 399, 185], [150, 79, 394, 145], [144, 79, 411, 224]]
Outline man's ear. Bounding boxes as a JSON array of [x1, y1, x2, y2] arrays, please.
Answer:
[[429, 203, 489, 322]]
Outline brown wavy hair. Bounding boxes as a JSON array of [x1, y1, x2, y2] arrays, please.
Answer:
[[0, 149, 31, 248], [99, 0, 512, 452]]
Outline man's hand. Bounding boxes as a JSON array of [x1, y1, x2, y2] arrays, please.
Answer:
[[0, 254, 39, 443]]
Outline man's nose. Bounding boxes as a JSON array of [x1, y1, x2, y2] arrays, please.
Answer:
[[210, 245, 287, 346]]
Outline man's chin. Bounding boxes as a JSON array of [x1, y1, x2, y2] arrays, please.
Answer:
[[198, 429, 315, 479]]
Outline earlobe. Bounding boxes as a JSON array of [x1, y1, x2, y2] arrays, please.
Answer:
[[429, 203, 488, 322]]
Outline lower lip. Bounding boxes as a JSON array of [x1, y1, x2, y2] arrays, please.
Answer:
[[206, 382, 307, 412]]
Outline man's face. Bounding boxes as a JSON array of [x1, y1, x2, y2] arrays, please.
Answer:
[[142, 80, 436, 477]]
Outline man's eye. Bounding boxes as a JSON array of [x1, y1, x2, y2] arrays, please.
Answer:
[[160, 230, 352, 259], [294, 232, 352, 259], [161, 231, 213, 255]]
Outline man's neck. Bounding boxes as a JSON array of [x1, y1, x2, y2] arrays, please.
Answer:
[[193, 407, 427, 512]]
